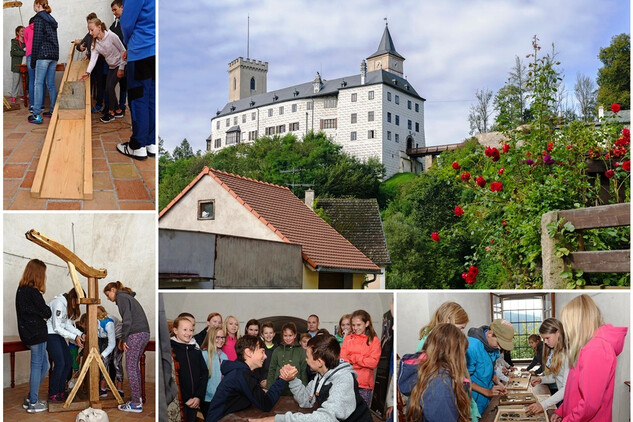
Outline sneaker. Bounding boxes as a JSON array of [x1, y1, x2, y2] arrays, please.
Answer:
[[99, 388, 108, 398], [43, 111, 52, 117], [48, 393, 63, 403], [114, 110, 125, 118], [27, 400, 47, 413], [22, 398, 30, 409], [118, 401, 142, 413], [116, 142, 147, 160], [91, 105, 103, 113], [28, 106, 33, 113], [147, 143, 157, 157], [100, 113, 115, 123], [11, 97, 16, 103], [28, 114, 43, 124]]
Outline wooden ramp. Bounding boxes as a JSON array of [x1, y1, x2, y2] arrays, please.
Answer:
[[31, 45, 93, 200]]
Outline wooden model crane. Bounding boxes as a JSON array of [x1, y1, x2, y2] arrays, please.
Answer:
[[26, 229, 123, 410]]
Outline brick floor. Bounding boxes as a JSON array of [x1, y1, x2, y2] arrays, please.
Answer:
[[3, 100, 156, 210]]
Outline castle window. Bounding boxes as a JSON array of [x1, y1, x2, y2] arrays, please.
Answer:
[[214, 138, 221, 148], [351, 113, 357, 124], [387, 131, 391, 141], [415, 103, 420, 112], [226, 131, 240, 145], [351, 93, 357, 102], [321, 119, 337, 129], [395, 134, 400, 143], [234, 116, 238, 125], [324, 98, 337, 109], [416, 122, 420, 132], [198, 200, 215, 220], [225, 118, 230, 127], [350, 131, 357, 141], [368, 111, 374, 122], [265, 126, 275, 136], [395, 115, 400, 126], [249, 130, 258, 140], [408, 119, 412, 130], [387, 92, 392, 102], [277, 124, 286, 134], [279, 106, 284, 115], [306, 101, 313, 110], [408, 100, 412, 110], [395, 95, 400, 105], [250, 77, 255, 90], [268, 109, 273, 117], [242, 114, 246, 123], [368, 91, 375, 100], [233, 78, 236, 90], [368, 130, 375, 139], [289, 122, 299, 131], [252, 112, 256, 120], [216, 121, 220, 130], [292, 104, 297, 112], [387, 112, 392, 123]]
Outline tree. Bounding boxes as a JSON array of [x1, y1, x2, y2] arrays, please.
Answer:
[[494, 57, 532, 130], [574, 73, 597, 121], [468, 88, 493, 134], [172, 138, 194, 160], [508, 56, 529, 122], [597, 33, 630, 109]]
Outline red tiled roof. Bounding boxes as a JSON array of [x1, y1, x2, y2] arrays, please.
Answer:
[[160, 167, 380, 273]]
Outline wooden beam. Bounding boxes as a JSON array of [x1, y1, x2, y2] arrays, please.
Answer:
[[566, 250, 631, 273], [87, 277, 100, 404], [557, 203, 630, 230], [66, 262, 85, 300]]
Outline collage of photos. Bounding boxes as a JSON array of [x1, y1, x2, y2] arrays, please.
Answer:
[[2, 0, 631, 422]]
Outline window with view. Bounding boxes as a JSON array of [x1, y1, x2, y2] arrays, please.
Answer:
[[368, 91, 374, 100], [198, 200, 215, 220]]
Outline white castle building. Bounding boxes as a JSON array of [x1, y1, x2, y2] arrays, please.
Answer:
[[207, 24, 425, 178]]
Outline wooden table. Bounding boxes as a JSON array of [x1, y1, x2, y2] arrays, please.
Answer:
[[18, 62, 66, 107], [3, 336, 154, 402], [479, 379, 554, 422]]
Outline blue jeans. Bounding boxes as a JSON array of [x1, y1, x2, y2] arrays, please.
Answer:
[[33, 59, 57, 115], [28, 342, 49, 403], [27, 55, 35, 108], [47, 333, 72, 396], [127, 56, 155, 149]]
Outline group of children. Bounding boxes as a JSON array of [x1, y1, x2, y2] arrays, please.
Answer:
[[8, 0, 156, 160], [169, 310, 382, 422], [398, 296, 627, 422], [15, 259, 150, 414]]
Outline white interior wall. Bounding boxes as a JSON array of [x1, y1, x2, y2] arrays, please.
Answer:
[[162, 291, 392, 339], [3, 213, 156, 387], [3, 0, 115, 96]]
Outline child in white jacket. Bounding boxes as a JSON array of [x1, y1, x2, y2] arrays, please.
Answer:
[[46, 289, 84, 402]]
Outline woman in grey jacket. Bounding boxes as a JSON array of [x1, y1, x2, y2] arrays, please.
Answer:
[[104, 281, 150, 413]]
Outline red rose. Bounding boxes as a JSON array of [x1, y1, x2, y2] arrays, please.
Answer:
[[461, 172, 471, 181], [623, 160, 631, 171], [490, 181, 503, 192], [498, 167, 505, 175], [476, 176, 486, 188], [615, 162, 621, 167], [611, 103, 621, 113], [502, 144, 510, 153], [452, 161, 461, 170], [468, 265, 479, 276], [461, 272, 476, 285], [605, 169, 615, 178], [502, 220, 507, 226], [485, 147, 500, 161], [547, 143, 553, 151], [431, 232, 440, 242], [566, 145, 572, 150], [623, 128, 630, 139], [454, 206, 464, 217]]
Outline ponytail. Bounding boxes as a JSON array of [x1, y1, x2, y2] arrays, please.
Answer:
[[88, 18, 108, 50], [103, 280, 134, 295], [34, 0, 51, 13]]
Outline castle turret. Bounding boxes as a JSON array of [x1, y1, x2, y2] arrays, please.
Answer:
[[366, 23, 404, 77], [228, 57, 268, 102]]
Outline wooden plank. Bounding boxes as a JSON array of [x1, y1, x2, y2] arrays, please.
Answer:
[[87, 277, 100, 404], [566, 250, 630, 273], [57, 109, 85, 120], [39, 119, 85, 199], [66, 262, 85, 299], [558, 203, 630, 230]]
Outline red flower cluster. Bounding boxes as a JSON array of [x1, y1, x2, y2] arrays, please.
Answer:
[[502, 144, 510, 153], [611, 103, 621, 113], [461, 172, 471, 181], [431, 232, 440, 242], [546, 143, 553, 151], [498, 167, 505, 175], [605, 169, 615, 178], [454, 206, 464, 217], [476, 176, 486, 188], [623, 160, 631, 172], [462, 265, 479, 285], [490, 181, 503, 192], [485, 147, 500, 161], [452, 161, 461, 170], [588, 149, 601, 159], [623, 128, 630, 139]]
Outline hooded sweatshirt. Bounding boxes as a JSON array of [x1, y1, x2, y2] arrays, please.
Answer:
[[115, 290, 150, 342], [466, 326, 500, 415], [340, 332, 381, 390], [275, 361, 372, 422], [46, 294, 83, 341], [120, 0, 155, 61], [206, 360, 287, 422], [267, 342, 308, 395], [554, 324, 627, 422], [31, 10, 58, 65], [171, 339, 207, 403]]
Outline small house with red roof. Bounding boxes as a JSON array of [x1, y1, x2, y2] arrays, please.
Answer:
[[159, 167, 381, 289]]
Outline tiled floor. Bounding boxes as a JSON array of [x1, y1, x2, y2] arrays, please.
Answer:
[[3, 100, 156, 210], [4, 379, 156, 421]]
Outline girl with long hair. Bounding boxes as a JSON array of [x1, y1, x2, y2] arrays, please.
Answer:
[[335, 313, 352, 346], [407, 323, 471, 422], [267, 322, 308, 395], [340, 309, 382, 405], [416, 302, 469, 352], [200, 326, 228, 417], [551, 295, 628, 422], [171, 317, 206, 422], [9, 25, 26, 103], [29, 0, 58, 124], [194, 312, 222, 346], [16, 259, 51, 413], [222, 315, 240, 361], [526, 318, 569, 415], [103, 281, 150, 413]]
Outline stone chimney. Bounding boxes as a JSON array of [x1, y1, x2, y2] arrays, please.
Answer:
[[304, 189, 315, 209], [360, 60, 367, 85]]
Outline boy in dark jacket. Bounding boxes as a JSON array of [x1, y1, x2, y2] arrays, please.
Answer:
[[206, 335, 296, 422]]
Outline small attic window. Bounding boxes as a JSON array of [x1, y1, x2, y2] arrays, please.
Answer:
[[198, 200, 215, 220]]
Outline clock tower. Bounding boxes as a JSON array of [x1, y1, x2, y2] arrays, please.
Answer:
[[366, 23, 405, 77]]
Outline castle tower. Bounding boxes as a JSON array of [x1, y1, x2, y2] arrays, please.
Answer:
[[366, 23, 405, 77], [228, 57, 268, 102]]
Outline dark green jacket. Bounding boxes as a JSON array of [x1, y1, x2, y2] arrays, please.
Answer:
[[10, 38, 25, 72], [266, 342, 307, 395]]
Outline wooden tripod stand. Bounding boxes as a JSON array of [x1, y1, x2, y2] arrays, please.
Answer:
[[26, 229, 124, 409]]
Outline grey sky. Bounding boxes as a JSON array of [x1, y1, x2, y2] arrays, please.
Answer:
[[158, 0, 630, 154]]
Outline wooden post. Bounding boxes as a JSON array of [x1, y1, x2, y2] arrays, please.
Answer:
[[87, 276, 100, 407], [541, 210, 566, 289]]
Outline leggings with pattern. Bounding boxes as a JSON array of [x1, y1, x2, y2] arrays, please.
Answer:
[[125, 331, 150, 404]]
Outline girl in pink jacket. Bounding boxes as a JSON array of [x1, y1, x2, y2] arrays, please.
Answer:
[[551, 294, 627, 422], [340, 309, 381, 406]]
